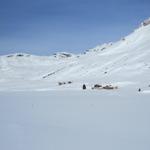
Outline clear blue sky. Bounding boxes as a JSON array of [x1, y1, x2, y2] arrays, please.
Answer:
[[0, 0, 150, 55]]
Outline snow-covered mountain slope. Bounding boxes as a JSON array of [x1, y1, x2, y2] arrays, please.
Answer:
[[1, 18, 150, 91]]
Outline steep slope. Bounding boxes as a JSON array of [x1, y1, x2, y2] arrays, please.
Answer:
[[0, 19, 150, 91]]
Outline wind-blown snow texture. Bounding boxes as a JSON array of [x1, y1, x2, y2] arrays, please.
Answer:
[[0, 19, 150, 92]]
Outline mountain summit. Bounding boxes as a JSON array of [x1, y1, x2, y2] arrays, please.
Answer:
[[141, 18, 150, 27]]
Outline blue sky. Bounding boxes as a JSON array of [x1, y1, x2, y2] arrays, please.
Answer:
[[0, 0, 150, 55]]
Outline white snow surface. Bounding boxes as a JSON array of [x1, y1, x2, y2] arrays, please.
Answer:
[[0, 91, 150, 150], [0, 21, 150, 91]]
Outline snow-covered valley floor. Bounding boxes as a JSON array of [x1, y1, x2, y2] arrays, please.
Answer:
[[0, 91, 150, 150]]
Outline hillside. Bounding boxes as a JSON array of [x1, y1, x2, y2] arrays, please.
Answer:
[[0, 18, 150, 91]]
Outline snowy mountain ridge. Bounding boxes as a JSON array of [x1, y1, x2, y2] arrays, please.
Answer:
[[0, 19, 150, 91]]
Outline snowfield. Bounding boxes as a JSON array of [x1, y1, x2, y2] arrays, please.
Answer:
[[1, 18, 150, 150], [0, 91, 150, 150]]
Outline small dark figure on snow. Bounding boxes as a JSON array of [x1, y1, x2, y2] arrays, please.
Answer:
[[83, 84, 86, 90], [138, 88, 141, 92]]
